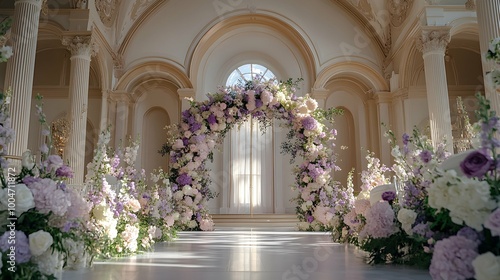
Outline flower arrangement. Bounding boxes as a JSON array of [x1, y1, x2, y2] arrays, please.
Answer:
[[486, 37, 500, 64], [160, 78, 345, 231], [84, 130, 177, 260], [0, 95, 91, 279], [427, 93, 500, 280]]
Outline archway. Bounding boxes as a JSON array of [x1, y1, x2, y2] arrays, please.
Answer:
[[160, 79, 352, 231]]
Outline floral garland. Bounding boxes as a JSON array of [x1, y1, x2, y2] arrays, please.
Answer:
[[0, 95, 90, 279], [160, 78, 345, 231]]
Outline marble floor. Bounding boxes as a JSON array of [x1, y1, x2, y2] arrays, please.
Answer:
[[63, 227, 432, 280]]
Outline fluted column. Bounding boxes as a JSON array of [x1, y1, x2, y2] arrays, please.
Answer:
[[419, 27, 454, 153], [5, 0, 42, 158], [476, 0, 500, 115], [375, 92, 392, 166], [62, 34, 95, 185]]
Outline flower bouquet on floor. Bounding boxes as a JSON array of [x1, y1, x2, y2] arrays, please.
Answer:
[[427, 93, 500, 280], [0, 95, 91, 279]]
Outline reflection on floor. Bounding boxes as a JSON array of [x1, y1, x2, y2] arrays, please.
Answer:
[[63, 227, 432, 280]]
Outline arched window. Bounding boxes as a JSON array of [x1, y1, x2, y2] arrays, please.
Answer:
[[226, 63, 275, 214], [226, 63, 276, 86]]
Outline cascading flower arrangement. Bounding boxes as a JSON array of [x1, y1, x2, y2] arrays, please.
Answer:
[[427, 93, 500, 280], [160, 78, 345, 231], [84, 131, 175, 259], [0, 95, 91, 279]]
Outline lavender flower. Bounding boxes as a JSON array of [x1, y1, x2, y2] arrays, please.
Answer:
[[457, 227, 481, 244], [0, 231, 31, 263], [429, 235, 478, 280], [402, 133, 410, 145], [176, 173, 192, 186], [306, 215, 314, 223], [301, 116, 317, 131], [484, 208, 500, 236], [207, 113, 217, 125], [56, 165, 74, 178], [460, 150, 494, 178], [419, 150, 432, 163]]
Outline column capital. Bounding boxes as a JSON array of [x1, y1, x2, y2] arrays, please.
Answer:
[[465, 0, 476, 10], [109, 90, 131, 103], [418, 26, 451, 54], [62, 32, 97, 58], [310, 88, 329, 100], [177, 88, 196, 100], [374, 91, 393, 104]]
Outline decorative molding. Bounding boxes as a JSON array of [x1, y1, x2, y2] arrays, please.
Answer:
[[465, 0, 476, 10], [61, 34, 97, 57], [112, 52, 124, 79], [388, 0, 414, 27], [95, 0, 119, 27], [70, 0, 88, 9], [417, 27, 451, 54]]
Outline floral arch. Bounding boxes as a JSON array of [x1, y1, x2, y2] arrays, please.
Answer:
[[160, 79, 353, 231]]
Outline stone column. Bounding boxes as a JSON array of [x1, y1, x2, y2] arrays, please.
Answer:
[[100, 90, 109, 132], [375, 92, 392, 166], [476, 0, 500, 115], [110, 91, 130, 149], [177, 88, 196, 112], [311, 88, 329, 110], [62, 34, 95, 185], [419, 27, 454, 153], [367, 98, 379, 154], [5, 0, 42, 158]]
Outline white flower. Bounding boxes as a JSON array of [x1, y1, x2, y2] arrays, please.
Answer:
[[92, 202, 113, 222], [62, 238, 87, 270], [472, 252, 500, 280], [306, 98, 318, 111], [200, 218, 214, 231], [29, 230, 54, 257], [188, 220, 197, 228], [0, 184, 35, 217], [397, 208, 417, 235], [297, 105, 308, 116], [260, 90, 273, 105], [0, 46, 13, 60], [21, 150, 35, 170], [32, 248, 62, 276], [489, 37, 500, 53], [127, 198, 141, 213]]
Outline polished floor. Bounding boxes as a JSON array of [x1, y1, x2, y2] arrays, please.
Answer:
[[63, 227, 432, 280]]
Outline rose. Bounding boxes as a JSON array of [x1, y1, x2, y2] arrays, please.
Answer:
[[0, 184, 35, 216], [472, 252, 500, 280], [484, 208, 500, 236], [460, 150, 494, 178], [29, 230, 54, 256]]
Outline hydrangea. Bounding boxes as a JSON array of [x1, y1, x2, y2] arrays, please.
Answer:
[[360, 201, 398, 239], [0, 231, 31, 264], [430, 235, 478, 280]]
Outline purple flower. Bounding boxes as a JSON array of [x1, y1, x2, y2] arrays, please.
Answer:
[[0, 231, 31, 264], [306, 215, 314, 223], [301, 116, 317, 131], [190, 122, 202, 133], [419, 150, 432, 163], [111, 155, 120, 168], [177, 173, 192, 186], [44, 154, 63, 172], [207, 113, 217, 125], [430, 235, 478, 280], [381, 191, 396, 202], [484, 208, 500, 236], [402, 133, 410, 145], [22, 176, 41, 185], [460, 150, 494, 178], [56, 165, 74, 178], [171, 183, 179, 192], [457, 227, 481, 244]]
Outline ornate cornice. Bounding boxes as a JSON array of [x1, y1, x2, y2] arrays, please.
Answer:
[[61, 33, 97, 57], [388, 0, 414, 27], [95, 0, 119, 27], [112, 52, 124, 79], [417, 27, 450, 54]]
